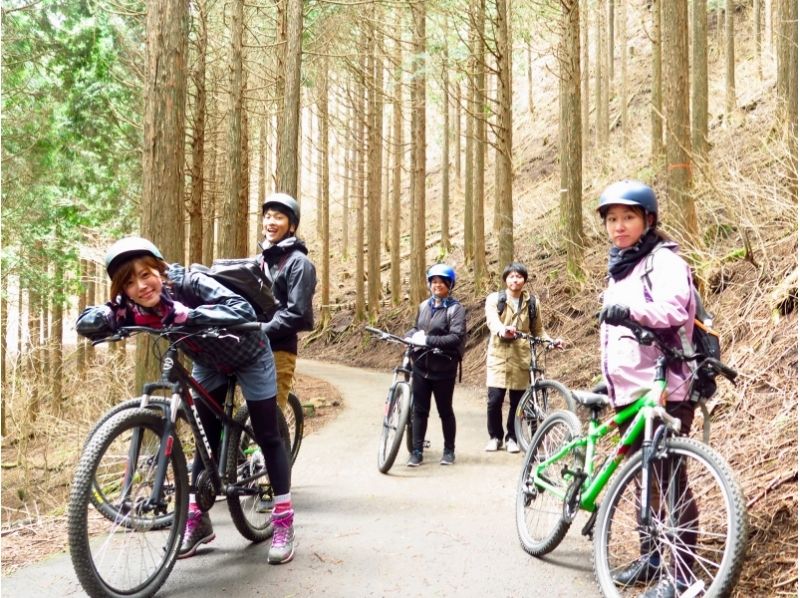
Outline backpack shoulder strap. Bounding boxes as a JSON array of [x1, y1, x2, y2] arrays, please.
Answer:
[[496, 289, 507, 315], [527, 294, 537, 328], [641, 241, 668, 290]]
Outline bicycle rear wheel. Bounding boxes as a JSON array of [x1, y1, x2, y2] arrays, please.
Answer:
[[377, 382, 411, 473], [516, 409, 583, 557], [593, 436, 748, 597], [86, 397, 186, 529], [514, 379, 575, 452], [283, 391, 304, 465], [68, 409, 188, 598], [225, 404, 292, 542]]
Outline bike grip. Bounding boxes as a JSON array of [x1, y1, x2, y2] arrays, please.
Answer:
[[365, 326, 382, 335], [228, 322, 263, 332], [708, 358, 738, 382]]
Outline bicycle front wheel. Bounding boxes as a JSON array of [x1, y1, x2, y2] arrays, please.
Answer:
[[377, 382, 411, 473], [593, 436, 748, 597], [68, 408, 188, 598], [514, 379, 576, 452], [225, 404, 291, 542], [86, 397, 186, 529], [516, 409, 583, 556], [283, 391, 304, 465]]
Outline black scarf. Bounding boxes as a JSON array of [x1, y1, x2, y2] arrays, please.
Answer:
[[607, 229, 660, 281]]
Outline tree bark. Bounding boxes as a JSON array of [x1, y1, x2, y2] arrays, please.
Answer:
[[651, 0, 664, 160], [367, 15, 384, 320], [724, 0, 737, 121], [495, 0, 513, 270], [276, 0, 303, 197], [663, 0, 698, 243], [318, 61, 331, 329], [691, 0, 709, 160], [581, 0, 589, 154], [472, 0, 487, 290], [620, 0, 628, 148], [441, 39, 451, 253], [777, 0, 798, 199], [354, 49, 367, 321], [391, 28, 403, 304], [188, 0, 207, 265], [410, 0, 427, 304]]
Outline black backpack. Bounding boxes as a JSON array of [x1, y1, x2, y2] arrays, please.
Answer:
[[641, 246, 722, 401], [496, 290, 537, 330], [183, 257, 276, 321]]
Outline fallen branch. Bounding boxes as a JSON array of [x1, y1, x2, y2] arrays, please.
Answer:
[[746, 470, 798, 508]]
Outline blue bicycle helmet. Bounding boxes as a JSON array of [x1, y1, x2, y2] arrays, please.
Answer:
[[105, 237, 165, 278], [426, 263, 456, 289], [597, 180, 658, 224]]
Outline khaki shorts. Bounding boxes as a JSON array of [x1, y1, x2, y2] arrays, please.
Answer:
[[273, 350, 297, 410]]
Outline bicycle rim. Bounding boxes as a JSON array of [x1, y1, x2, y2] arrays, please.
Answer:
[[515, 380, 575, 452], [68, 409, 188, 598], [89, 397, 183, 529], [516, 410, 583, 556], [284, 392, 304, 465], [225, 405, 282, 542], [593, 437, 748, 597], [377, 383, 411, 473]]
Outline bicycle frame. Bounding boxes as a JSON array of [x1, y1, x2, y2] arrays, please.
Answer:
[[531, 354, 681, 517]]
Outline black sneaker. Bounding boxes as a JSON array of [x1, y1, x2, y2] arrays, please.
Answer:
[[407, 451, 423, 467], [612, 556, 661, 586], [440, 450, 455, 465], [640, 577, 689, 598]]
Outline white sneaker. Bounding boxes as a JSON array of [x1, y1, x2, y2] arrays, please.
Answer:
[[506, 439, 520, 454], [484, 438, 501, 452]]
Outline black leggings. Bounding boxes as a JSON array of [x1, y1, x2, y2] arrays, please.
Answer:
[[191, 386, 291, 496], [411, 375, 456, 452]]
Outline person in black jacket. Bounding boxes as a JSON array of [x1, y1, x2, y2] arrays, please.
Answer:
[[405, 264, 466, 467], [76, 237, 296, 565], [259, 193, 317, 419]]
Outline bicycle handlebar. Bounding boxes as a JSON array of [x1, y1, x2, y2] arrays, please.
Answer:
[[364, 326, 444, 355], [92, 322, 263, 345], [616, 318, 738, 382], [511, 331, 562, 349]]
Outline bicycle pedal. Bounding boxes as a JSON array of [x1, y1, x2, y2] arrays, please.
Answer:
[[423, 439, 431, 449]]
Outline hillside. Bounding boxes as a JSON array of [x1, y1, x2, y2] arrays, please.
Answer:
[[301, 6, 798, 595]]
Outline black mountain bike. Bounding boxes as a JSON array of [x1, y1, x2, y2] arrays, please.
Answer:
[[512, 332, 575, 452], [68, 324, 290, 598], [366, 326, 441, 473]]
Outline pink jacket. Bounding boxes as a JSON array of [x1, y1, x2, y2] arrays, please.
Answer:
[[600, 242, 696, 407]]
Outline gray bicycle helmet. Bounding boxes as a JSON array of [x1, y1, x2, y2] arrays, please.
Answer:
[[597, 180, 658, 224], [105, 237, 164, 278], [262, 192, 300, 228]]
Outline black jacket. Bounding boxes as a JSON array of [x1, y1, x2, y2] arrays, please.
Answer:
[[76, 264, 270, 374], [260, 236, 317, 354], [407, 297, 466, 380]]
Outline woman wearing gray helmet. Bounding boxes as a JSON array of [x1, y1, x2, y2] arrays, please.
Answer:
[[404, 264, 466, 467]]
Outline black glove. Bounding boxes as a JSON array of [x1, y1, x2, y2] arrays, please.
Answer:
[[599, 304, 630, 325]]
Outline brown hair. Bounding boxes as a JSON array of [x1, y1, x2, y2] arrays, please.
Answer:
[[110, 255, 167, 300]]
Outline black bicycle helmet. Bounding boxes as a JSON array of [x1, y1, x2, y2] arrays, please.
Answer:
[[262, 193, 300, 228], [597, 180, 658, 224], [105, 237, 164, 278]]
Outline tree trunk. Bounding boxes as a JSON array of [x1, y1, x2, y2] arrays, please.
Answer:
[[354, 49, 367, 322], [472, 0, 487, 290], [527, 39, 535, 117], [441, 40, 451, 253], [391, 28, 403, 305], [495, 0, 513, 270], [188, 0, 207, 265], [77, 259, 88, 378], [581, 0, 589, 154], [276, 0, 303, 197], [1, 291, 6, 436], [754, 0, 763, 80], [777, 0, 798, 199], [651, 0, 664, 160], [454, 81, 462, 185], [663, 0, 698, 243], [464, 75, 474, 264], [26, 286, 40, 425], [607, 0, 614, 82], [203, 69, 219, 263], [218, 0, 244, 258], [595, 1, 609, 149], [620, 0, 628, 148], [140, 0, 189, 390], [367, 16, 384, 321], [691, 0, 709, 160], [318, 61, 331, 329], [724, 0, 737, 121], [51, 255, 64, 407], [560, 0, 584, 281], [410, 0, 427, 304]]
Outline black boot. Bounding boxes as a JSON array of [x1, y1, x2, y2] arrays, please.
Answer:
[[613, 555, 661, 587]]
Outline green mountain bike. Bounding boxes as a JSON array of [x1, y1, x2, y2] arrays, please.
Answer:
[[516, 319, 747, 597]]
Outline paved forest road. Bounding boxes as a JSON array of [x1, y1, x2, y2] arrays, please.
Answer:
[[3, 359, 597, 597]]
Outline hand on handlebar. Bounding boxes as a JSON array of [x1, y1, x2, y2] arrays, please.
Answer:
[[500, 325, 517, 340], [407, 330, 428, 347], [598, 304, 630, 326]]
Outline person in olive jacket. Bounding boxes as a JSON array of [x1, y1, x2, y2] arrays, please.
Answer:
[[405, 264, 466, 468], [484, 262, 559, 453]]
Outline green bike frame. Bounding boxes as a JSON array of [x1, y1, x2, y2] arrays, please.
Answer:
[[531, 375, 669, 513]]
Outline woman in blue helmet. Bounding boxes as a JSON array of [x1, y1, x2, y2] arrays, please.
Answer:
[[597, 180, 698, 598], [404, 264, 467, 467]]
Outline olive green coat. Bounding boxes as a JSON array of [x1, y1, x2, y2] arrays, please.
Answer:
[[484, 290, 547, 390]]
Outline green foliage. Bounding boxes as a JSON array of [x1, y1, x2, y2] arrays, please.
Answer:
[[2, 0, 143, 302]]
